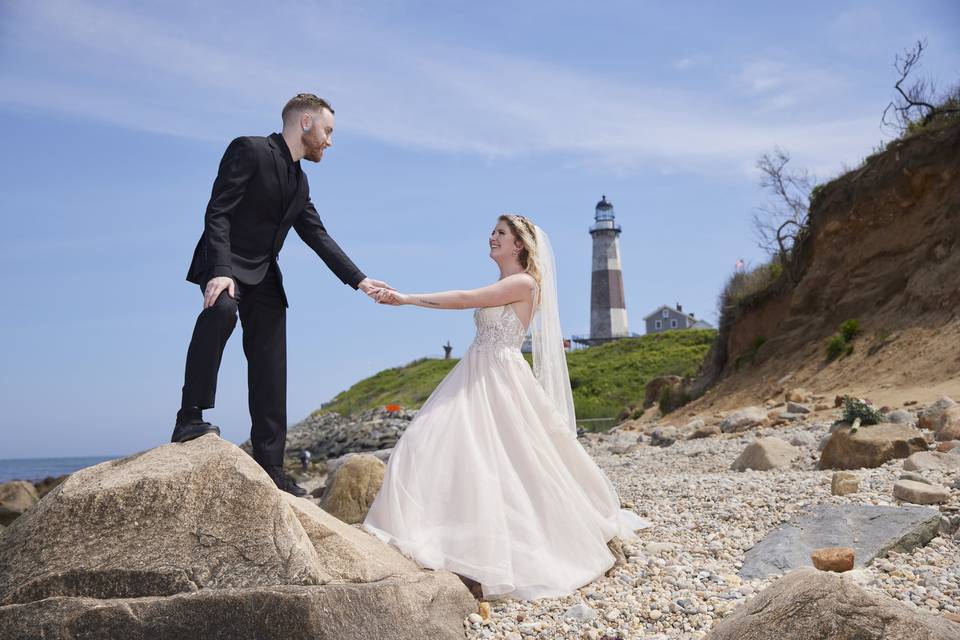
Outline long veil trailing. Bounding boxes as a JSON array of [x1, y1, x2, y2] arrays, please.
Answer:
[[530, 225, 578, 435]]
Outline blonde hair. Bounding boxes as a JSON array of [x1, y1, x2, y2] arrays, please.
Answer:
[[498, 214, 541, 293]]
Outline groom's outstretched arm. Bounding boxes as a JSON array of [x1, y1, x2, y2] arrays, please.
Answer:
[[293, 197, 367, 289], [205, 137, 258, 280]]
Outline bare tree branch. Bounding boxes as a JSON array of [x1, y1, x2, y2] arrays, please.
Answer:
[[882, 39, 960, 133]]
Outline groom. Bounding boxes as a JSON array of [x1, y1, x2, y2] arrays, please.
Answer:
[[173, 93, 390, 496]]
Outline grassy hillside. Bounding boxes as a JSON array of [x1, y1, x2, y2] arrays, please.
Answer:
[[316, 329, 715, 423]]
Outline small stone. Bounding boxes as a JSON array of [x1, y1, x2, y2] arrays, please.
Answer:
[[811, 547, 855, 572], [831, 471, 860, 496], [786, 401, 810, 414], [899, 471, 932, 485], [604, 607, 621, 621], [468, 613, 482, 624], [563, 603, 596, 622], [649, 609, 663, 620], [478, 601, 490, 621]]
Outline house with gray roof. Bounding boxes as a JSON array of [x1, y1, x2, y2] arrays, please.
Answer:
[[643, 303, 714, 334]]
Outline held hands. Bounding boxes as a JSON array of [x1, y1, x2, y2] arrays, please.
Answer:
[[357, 277, 396, 303], [373, 288, 409, 305], [203, 276, 236, 309]]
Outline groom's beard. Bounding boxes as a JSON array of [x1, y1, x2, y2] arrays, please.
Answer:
[[301, 133, 326, 162]]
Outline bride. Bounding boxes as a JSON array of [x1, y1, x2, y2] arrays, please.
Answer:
[[361, 214, 650, 601]]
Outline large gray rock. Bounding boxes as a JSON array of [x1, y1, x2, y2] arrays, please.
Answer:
[[740, 504, 940, 580], [0, 480, 39, 525], [731, 438, 800, 471], [819, 423, 928, 469], [706, 568, 960, 640], [0, 436, 474, 639], [919, 396, 957, 430]]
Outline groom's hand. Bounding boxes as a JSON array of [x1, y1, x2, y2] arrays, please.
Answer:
[[357, 277, 394, 302], [203, 276, 236, 309]]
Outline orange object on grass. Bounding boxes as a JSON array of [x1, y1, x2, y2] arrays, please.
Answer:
[[385, 404, 402, 412]]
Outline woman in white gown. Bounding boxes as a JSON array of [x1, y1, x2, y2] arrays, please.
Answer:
[[361, 214, 650, 601]]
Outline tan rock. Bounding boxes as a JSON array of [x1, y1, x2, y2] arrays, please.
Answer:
[[0, 481, 39, 526], [935, 440, 960, 452], [689, 423, 722, 439], [320, 454, 386, 525], [903, 451, 960, 472], [479, 601, 491, 620], [831, 471, 860, 496], [918, 397, 958, 430], [935, 406, 960, 441], [704, 568, 959, 639], [893, 480, 950, 505], [785, 388, 811, 403], [811, 547, 854, 572], [0, 436, 474, 639], [731, 438, 800, 472], [819, 423, 928, 470]]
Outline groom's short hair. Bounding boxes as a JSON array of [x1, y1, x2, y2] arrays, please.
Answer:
[[282, 93, 335, 124]]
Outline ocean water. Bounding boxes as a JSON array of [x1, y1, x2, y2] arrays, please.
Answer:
[[0, 456, 118, 483]]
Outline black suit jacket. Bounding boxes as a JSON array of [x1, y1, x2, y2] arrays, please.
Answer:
[[187, 134, 366, 307]]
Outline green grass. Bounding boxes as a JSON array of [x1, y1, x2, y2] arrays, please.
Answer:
[[316, 329, 716, 422]]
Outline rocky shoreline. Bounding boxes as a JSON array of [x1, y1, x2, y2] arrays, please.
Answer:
[[2, 396, 959, 638]]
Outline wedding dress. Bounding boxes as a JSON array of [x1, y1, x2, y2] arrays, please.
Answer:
[[361, 288, 651, 600]]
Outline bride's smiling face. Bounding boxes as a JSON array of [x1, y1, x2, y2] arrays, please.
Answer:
[[489, 220, 522, 262]]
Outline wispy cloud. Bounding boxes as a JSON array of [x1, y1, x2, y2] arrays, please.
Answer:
[[0, 1, 892, 177]]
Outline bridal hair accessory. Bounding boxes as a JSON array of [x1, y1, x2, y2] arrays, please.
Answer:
[[530, 225, 577, 435]]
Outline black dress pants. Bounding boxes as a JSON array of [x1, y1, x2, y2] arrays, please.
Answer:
[[180, 263, 286, 467]]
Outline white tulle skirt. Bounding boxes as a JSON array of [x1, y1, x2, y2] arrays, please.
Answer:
[[361, 345, 650, 601]]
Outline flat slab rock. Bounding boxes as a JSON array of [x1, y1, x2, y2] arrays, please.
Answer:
[[740, 503, 940, 580]]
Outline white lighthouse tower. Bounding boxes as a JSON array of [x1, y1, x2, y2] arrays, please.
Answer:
[[589, 195, 629, 341]]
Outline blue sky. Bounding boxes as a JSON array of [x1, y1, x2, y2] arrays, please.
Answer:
[[1, 1, 957, 459]]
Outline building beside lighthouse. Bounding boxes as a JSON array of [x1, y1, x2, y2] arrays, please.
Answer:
[[572, 195, 637, 347]]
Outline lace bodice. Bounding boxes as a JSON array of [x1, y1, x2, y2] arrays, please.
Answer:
[[470, 305, 529, 355]]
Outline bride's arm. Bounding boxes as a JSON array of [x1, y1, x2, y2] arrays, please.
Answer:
[[378, 273, 533, 309]]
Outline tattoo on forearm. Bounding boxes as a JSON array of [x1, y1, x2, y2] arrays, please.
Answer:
[[420, 298, 440, 306]]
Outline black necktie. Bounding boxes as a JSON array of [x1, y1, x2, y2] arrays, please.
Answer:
[[285, 162, 298, 209]]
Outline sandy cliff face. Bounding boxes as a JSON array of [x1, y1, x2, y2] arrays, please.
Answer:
[[693, 119, 960, 411]]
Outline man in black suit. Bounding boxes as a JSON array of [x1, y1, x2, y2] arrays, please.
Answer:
[[173, 93, 390, 496]]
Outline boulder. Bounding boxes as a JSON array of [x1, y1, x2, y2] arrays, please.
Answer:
[[705, 568, 960, 640], [731, 438, 800, 472], [319, 454, 386, 524], [0, 436, 474, 639], [789, 432, 816, 448], [0, 480, 39, 526], [886, 409, 916, 425], [936, 440, 960, 452], [818, 423, 928, 470], [831, 471, 860, 496], [785, 388, 811, 403], [918, 396, 957, 430], [893, 480, 950, 505], [740, 504, 940, 580], [810, 547, 854, 572], [644, 375, 682, 408], [720, 406, 768, 433], [935, 407, 960, 441], [903, 451, 960, 472], [785, 401, 810, 414], [689, 423, 721, 439], [649, 426, 678, 447]]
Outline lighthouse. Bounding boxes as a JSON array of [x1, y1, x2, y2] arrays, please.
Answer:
[[589, 195, 629, 340]]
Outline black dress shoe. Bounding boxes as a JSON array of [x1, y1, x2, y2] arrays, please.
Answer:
[[264, 465, 307, 497], [171, 421, 221, 443], [172, 408, 221, 443]]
